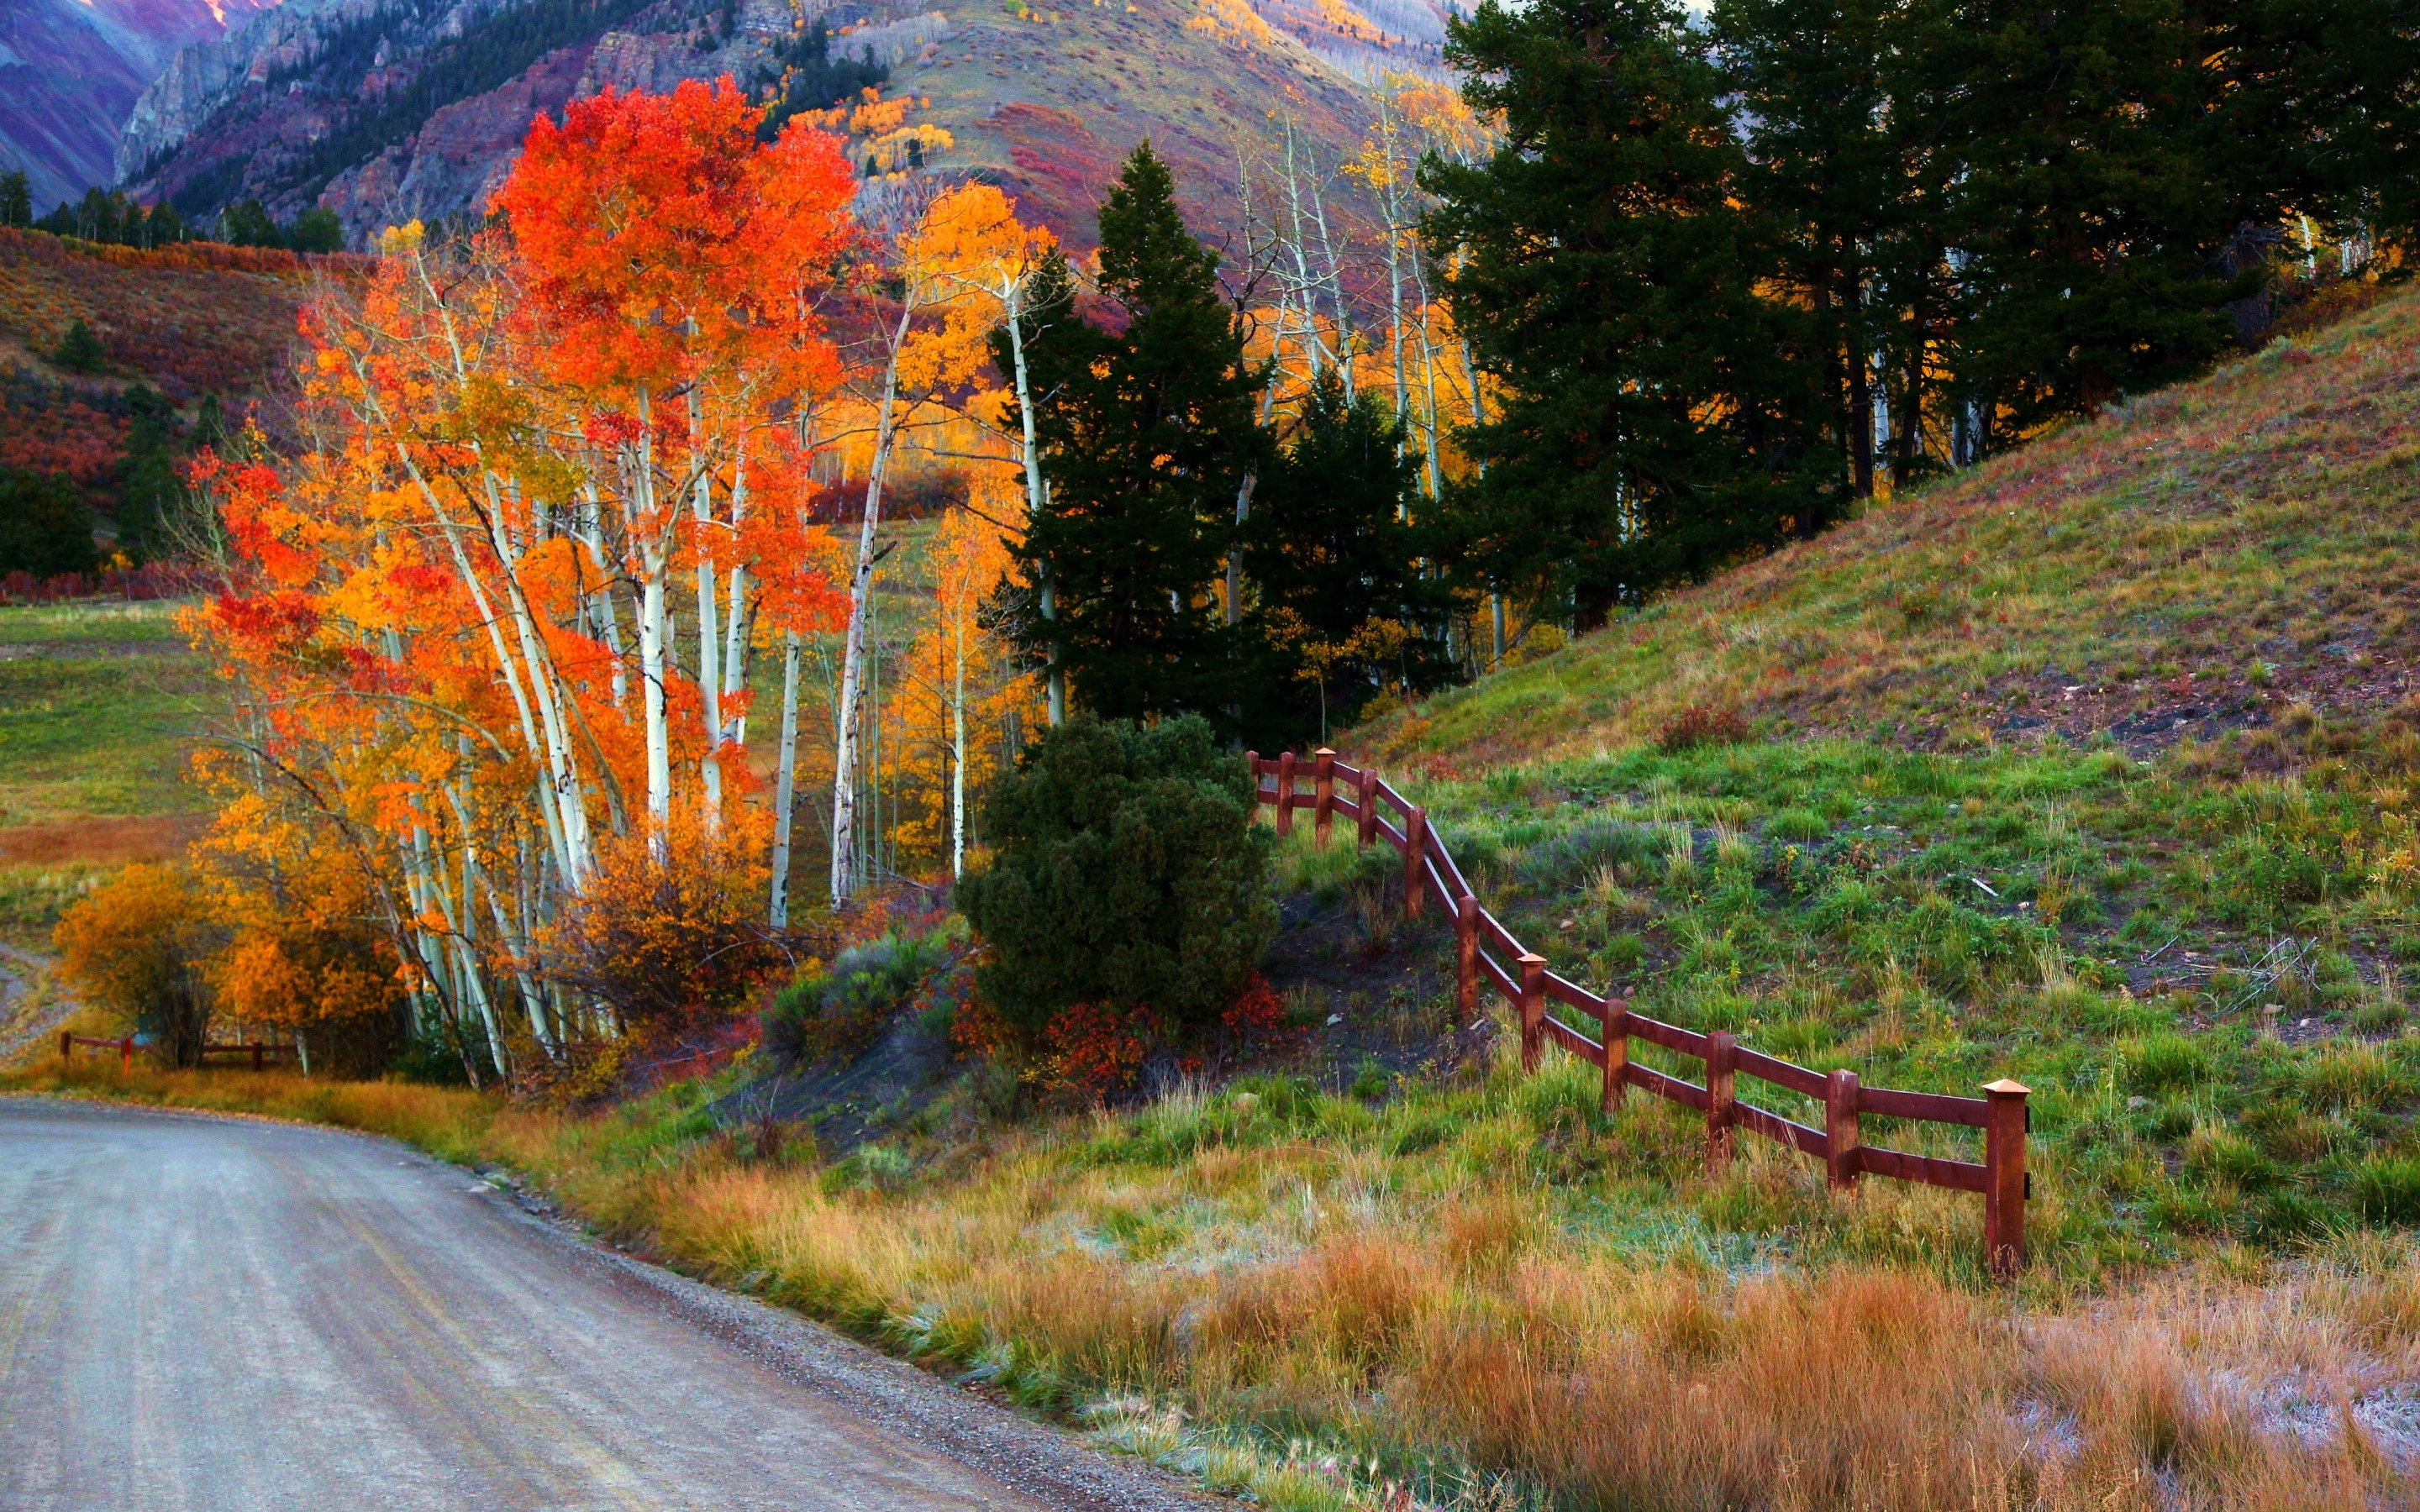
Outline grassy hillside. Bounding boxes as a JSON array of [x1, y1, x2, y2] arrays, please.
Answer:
[[1263, 289, 2420, 1275], [0, 600, 212, 944], [0, 228, 334, 402], [1370, 288, 2420, 771]]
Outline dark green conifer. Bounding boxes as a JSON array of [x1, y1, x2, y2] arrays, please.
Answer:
[[1006, 144, 1268, 730], [0, 470, 100, 579], [1244, 371, 1454, 738], [52, 319, 105, 375], [1424, 0, 1828, 627]]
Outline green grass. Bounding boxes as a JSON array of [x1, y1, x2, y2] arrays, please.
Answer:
[[0, 599, 213, 942], [1349, 733, 2420, 1274]]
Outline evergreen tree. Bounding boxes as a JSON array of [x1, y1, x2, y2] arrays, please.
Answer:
[[0, 172, 30, 229], [1715, 0, 1907, 507], [0, 470, 100, 579], [1917, 0, 2238, 440], [288, 207, 345, 254], [219, 201, 281, 249], [52, 319, 105, 375], [113, 386, 185, 562], [1424, 0, 1828, 627], [1007, 144, 1269, 730], [1244, 371, 1455, 738]]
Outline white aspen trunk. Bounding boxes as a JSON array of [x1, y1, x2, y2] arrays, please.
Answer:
[[690, 382, 725, 831], [580, 491, 629, 708], [721, 445, 751, 748], [1416, 274, 1445, 501], [1002, 286, 1063, 726], [1491, 593, 1506, 671], [950, 609, 966, 878], [636, 544, 673, 834], [1279, 123, 1330, 380], [831, 302, 914, 906], [1307, 158, 1355, 402], [770, 629, 802, 926]]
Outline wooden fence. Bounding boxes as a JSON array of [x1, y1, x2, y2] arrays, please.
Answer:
[[197, 1042, 299, 1072], [59, 1032, 133, 1072], [1249, 748, 2034, 1276], [58, 1034, 299, 1072]]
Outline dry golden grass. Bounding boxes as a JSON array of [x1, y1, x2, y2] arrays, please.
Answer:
[[7, 1059, 2415, 1510], [0, 815, 201, 868]]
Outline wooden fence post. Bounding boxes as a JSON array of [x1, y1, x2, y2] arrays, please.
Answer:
[[1601, 1000, 1628, 1114], [1705, 1032, 1737, 1176], [1356, 765, 1377, 848], [1517, 953, 1546, 1073], [251, 1044, 266, 1074], [1313, 748, 1335, 849], [1826, 1069, 1861, 1189], [1983, 1079, 2030, 1277], [119, 1036, 133, 1074], [1275, 751, 1297, 838], [1404, 807, 1428, 918], [1455, 895, 1479, 1021], [60, 1030, 70, 1063]]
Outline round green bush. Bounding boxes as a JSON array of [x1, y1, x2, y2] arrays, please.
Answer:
[[958, 714, 1277, 1033]]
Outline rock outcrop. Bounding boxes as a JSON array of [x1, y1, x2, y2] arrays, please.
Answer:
[[0, 0, 281, 208]]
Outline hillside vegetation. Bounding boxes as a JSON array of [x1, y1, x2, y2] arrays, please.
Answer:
[[0, 228, 324, 400], [1374, 286, 2420, 770]]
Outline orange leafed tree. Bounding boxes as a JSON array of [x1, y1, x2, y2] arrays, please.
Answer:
[[181, 78, 865, 1082]]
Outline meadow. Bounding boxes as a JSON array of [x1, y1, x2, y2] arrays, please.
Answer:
[[0, 599, 212, 943]]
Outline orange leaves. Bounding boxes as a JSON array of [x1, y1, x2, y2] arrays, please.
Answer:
[[490, 76, 857, 404]]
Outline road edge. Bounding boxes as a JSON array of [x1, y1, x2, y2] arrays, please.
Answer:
[[0, 1093, 1224, 1512]]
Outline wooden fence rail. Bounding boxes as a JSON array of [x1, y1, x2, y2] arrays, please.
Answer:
[[1249, 748, 2033, 1276], [58, 1035, 302, 1073], [197, 1042, 300, 1072], [59, 1032, 133, 1073]]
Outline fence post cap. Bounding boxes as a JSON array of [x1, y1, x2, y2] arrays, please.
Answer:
[[1313, 746, 1335, 757], [1516, 951, 1546, 966], [1983, 1078, 2030, 1097]]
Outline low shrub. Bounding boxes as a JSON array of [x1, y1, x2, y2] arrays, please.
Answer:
[[2354, 1155, 2420, 1223], [763, 927, 955, 1066], [1655, 702, 1749, 751], [959, 715, 1276, 1035], [1517, 819, 1662, 891], [2123, 1032, 2211, 1094]]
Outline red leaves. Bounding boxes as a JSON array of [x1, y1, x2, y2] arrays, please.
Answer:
[[208, 589, 322, 659], [490, 76, 857, 402]]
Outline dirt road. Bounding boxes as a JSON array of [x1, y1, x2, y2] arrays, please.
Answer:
[[0, 1098, 1205, 1512]]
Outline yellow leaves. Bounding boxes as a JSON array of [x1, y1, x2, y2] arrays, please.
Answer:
[[1186, 0, 1275, 45], [864, 123, 955, 175], [379, 220, 427, 255], [892, 183, 1057, 395]]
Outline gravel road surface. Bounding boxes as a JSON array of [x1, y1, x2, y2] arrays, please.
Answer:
[[0, 1098, 1209, 1512]]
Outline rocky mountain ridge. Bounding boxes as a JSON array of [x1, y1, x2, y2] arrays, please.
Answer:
[[117, 0, 1439, 247], [0, 0, 284, 209]]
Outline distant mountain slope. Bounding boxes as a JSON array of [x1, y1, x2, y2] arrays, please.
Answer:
[[118, 0, 1429, 247], [0, 0, 282, 211], [1359, 287, 2420, 773]]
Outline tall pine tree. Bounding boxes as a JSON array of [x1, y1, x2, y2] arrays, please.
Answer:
[[1425, 0, 1830, 627], [1244, 371, 1455, 738], [1007, 145, 1268, 729]]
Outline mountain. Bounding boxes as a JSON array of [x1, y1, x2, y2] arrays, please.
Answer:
[[0, 0, 285, 212], [114, 0, 1444, 248]]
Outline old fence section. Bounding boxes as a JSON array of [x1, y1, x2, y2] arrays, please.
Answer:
[[1249, 748, 2034, 1276]]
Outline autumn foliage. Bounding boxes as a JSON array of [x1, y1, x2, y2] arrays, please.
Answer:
[[168, 76, 1047, 1086]]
